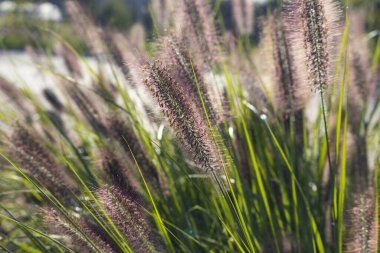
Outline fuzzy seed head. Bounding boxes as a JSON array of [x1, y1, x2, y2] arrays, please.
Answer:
[[8, 125, 75, 202], [43, 209, 116, 253], [143, 61, 220, 172], [286, 0, 341, 92], [97, 187, 164, 253]]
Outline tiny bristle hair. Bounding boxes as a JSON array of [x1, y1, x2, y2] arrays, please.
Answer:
[[143, 60, 220, 172], [160, 36, 219, 124], [99, 148, 141, 197], [8, 124, 74, 202], [179, 0, 220, 67], [43, 88, 65, 112], [107, 115, 161, 189], [43, 208, 116, 253], [345, 191, 376, 253], [285, 0, 342, 92], [97, 186, 164, 253], [231, 0, 255, 36], [264, 12, 308, 115], [66, 85, 108, 136]]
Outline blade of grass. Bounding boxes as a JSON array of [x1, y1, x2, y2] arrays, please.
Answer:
[[337, 112, 348, 253], [261, 117, 325, 253]]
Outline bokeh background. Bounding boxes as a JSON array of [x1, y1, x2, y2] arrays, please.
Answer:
[[0, 0, 378, 51]]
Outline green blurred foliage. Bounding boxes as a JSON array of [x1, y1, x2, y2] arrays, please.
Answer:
[[93, 0, 133, 29], [352, 0, 380, 30], [0, 13, 87, 51]]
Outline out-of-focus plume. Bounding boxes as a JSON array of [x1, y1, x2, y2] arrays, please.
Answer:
[[178, 0, 220, 67], [345, 191, 376, 253], [143, 60, 221, 173], [285, 0, 341, 92], [97, 187, 163, 253], [102, 30, 131, 80], [99, 148, 141, 196], [347, 11, 374, 130], [8, 125, 74, 202], [231, 0, 255, 36], [264, 12, 308, 115], [66, 84, 108, 136], [53, 42, 83, 79], [65, 0, 106, 55], [25, 45, 47, 67], [108, 115, 161, 190], [0, 77, 30, 117], [344, 12, 374, 188], [161, 37, 220, 123], [94, 71, 118, 105], [129, 23, 146, 52], [102, 30, 145, 83], [272, 13, 306, 113], [151, 0, 174, 33], [43, 209, 116, 253], [222, 31, 269, 115]]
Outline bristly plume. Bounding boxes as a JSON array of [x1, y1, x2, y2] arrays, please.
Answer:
[[179, 0, 220, 67], [65, 0, 105, 55], [345, 192, 377, 253], [66, 85, 108, 136], [0, 76, 30, 117], [265, 12, 307, 114], [97, 187, 164, 253], [161, 37, 220, 124], [151, 0, 174, 33], [143, 60, 221, 173], [108, 115, 161, 190], [8, 124, 75, 203], [285, 0, 341, 92], [99, 148, 141, 196], [53, 43, 83, 78], [102, 30, 132, 80], [231, 0, 255, 36], [43, 209, 117, 253], [101, 30, 149, 90], [347, 11, 374, 131]]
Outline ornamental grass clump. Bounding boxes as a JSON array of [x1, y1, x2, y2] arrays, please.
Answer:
[[0, 0, 379, 252]]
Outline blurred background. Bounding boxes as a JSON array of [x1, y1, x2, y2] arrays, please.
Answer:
[[0, 0, 378, 51], [0, 0, 378, 94]]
